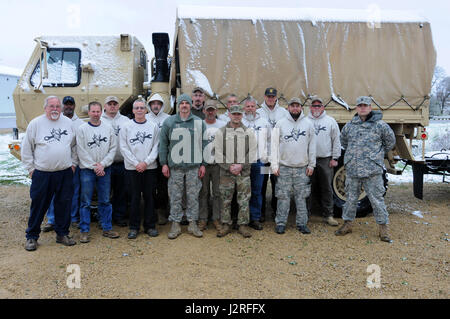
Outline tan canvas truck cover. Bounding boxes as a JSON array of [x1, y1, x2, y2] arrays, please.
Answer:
[[172, 6, 436, 125]]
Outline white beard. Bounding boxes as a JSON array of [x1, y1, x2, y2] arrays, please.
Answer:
[[50, 112, 60, 120]]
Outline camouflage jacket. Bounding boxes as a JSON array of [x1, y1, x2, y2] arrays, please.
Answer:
[[214, 122, 257, 176], [340, 111, 395, 178]]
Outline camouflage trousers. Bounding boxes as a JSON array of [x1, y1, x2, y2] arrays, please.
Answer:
[[168, 167, 202, 223], [343, 174, 389, 224], [199, 164, 221, 222], [275, 165, 311, 227], [219, 169, 250, 226]]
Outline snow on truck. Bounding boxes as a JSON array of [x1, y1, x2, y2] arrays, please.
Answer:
[[9, 6, 439, 215]]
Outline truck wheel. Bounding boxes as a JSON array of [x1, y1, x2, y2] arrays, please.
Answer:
[[332, 163, 373, 218]]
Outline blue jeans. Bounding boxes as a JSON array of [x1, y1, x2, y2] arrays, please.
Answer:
[[250, 160, 264, 221], [79, 167, 112, 233], [47, 166, 80, 224]]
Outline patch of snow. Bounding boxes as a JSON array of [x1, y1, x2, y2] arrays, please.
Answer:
[[332, 93, 350, 110], [186, 70, 214, 97], [177, 5, 428, 23], [411, 211, 424, 218]]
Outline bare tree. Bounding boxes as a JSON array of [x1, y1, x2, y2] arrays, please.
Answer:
[[435, 76, 450, 114], [431, 66, 446, 94]]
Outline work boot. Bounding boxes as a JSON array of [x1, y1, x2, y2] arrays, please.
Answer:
[[188, 221, 203, 238], [212, 220, 222, 231], [297, 225, 311, 234], [42, 223, 54, 232], [379, 224, 392, 243], [128, 229, 138, 239], [25, 239, 37, 251], [249, 220, 263, 231], [335, 221, 353, 236], [103, 230, 120, 239], [167, 222, 181, 240], [325, 216, 339, 226], [217, 224, 231, 237], [80, 232, 90, 243], [146, 228, 159, 237], [198, 220, 208, 231], [275, 225, 286, 234], [56, 235, 76, 246], [238, 225, 252, 238]]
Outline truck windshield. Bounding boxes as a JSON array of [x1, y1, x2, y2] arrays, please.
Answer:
[[30, 48, 81, 87]]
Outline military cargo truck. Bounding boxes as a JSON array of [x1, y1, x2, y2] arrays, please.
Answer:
[[9, 6, 438, 213]]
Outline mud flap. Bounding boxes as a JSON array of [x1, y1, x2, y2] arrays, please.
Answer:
[[412, 163, 425, 200]]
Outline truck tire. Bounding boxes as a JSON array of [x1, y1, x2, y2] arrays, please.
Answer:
[[331, 156, 388, 218]]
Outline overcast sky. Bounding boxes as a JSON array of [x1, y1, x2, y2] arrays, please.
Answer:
[[0, 0, 449, 75]]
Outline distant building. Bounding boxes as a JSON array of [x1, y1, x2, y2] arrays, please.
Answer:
[[0, 66, 22, 129]]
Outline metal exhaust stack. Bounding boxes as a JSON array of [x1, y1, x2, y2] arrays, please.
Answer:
[[152, 33, 169, 82], [151, 33, 171, 113]]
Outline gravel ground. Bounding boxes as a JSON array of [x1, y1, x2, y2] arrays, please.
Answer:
[[0, 183, 448, 299]]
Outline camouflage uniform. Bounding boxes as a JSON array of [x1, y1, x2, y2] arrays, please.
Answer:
[[340, 110, 396, 224], [215, 113, 257, 226], [219, 171, 251, 225], [167, 168, 202, 222], [275, 166, 311, 226]]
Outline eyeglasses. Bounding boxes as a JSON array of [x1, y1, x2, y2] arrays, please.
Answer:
[[310, 105, 323, 108], [133, 106, 146, 110]]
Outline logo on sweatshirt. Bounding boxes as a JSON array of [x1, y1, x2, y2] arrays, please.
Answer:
[[87, 134, 108, 148], [314, 124, 327, 136], [268, 119, 277, 128], [44, 128, 68, 142], [130, 131, 152, 145], [113, 126, 121, 136], [284, 128, 306, 142]]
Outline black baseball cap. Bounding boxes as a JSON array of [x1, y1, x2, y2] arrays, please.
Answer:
[[63, 96, 75, 104], [264, 88, 277, 96]]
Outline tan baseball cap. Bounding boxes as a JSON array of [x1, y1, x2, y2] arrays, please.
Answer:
[[104, 96, 119, 104]]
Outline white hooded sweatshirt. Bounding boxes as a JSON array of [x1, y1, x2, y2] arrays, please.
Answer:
[[256, 101, 289, 128], [21, 114, 77, 173], [76, 121, 117, 170], [119, 119, 159, 170], [242, 113, 271, 163], [101, 110, 130, 163], [307, 110, 341, 159], [271, 112, 316, 172], [145, 94, 170, 131]]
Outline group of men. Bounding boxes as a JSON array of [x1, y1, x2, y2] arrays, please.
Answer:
[[22, 86, 396, 251]]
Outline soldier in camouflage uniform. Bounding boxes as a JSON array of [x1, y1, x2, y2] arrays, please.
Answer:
[[159, 94, 207, 239], [215, 104, 257, 238], [336, 96, 396, 242]]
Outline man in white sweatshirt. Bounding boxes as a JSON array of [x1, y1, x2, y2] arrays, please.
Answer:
[[44, 95, 85, 232], [76, 101, 119, 243], [307, 96, 341, 227], [146, 93, 170, 225], [120, 98, 160, 239], [241, 97, 271, 231], [22, 96, 77, 251], [257, 88, 289, 222], [271, 97, 316, 235], [101, 96, 130, 227]]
